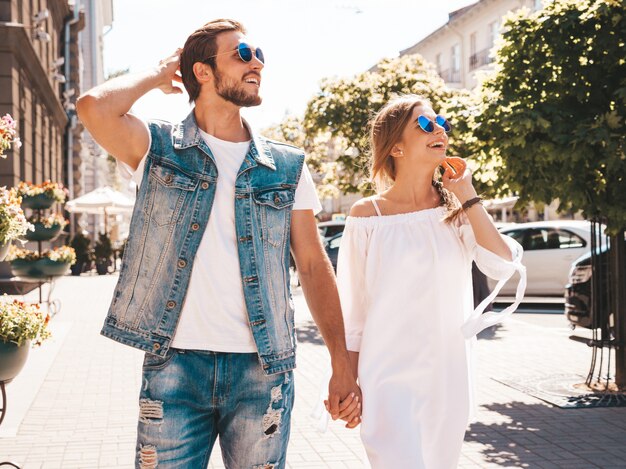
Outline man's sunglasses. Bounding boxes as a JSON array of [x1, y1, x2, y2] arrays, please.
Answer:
[[203, 43, 265, 64], [417, 115, 451, 133]]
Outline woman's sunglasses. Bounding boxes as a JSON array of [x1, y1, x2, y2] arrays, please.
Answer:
[[417, 115, 451, 133], [203, 43, 265, 64]]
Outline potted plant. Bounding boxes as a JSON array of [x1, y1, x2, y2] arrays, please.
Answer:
[[93, 232, 113, 275], [69, 232, 92, 276], [0, 187, 33, 261], [24, 213, 68, 242], [0, 114, 21, 159], [0, 296, 51, 383], [16, 180, 67, 210], [7, 245, 76, 278]]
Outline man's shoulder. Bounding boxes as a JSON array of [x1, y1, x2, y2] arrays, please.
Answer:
[[145, 118, 176, 133], [260, 136, 305, 156]]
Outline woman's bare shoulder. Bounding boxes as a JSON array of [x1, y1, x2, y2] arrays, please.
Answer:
[[349, 197, 378, 218]]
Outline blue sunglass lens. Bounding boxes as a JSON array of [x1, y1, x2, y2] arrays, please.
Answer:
[[238, 44, 264, 64], [436, 115, 451, 132], [255, 47, 265, 64], [418, 115, 434, 133], [238, 43, 252, 62]]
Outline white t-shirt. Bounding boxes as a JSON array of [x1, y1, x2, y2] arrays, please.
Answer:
[[120, 126, 321, 352]]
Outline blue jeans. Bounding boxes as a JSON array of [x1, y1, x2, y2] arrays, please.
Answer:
[[135, 349, 294, 468]]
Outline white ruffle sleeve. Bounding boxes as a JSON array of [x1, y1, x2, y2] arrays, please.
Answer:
[[455, 214, 527, 338], [336, 218, 370, 352]]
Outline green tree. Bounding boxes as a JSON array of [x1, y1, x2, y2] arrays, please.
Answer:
[[470, 0, 626, 387], [303, 54, 476, 194], [470, 0, 625, 231], [262, 114, 347, 200]]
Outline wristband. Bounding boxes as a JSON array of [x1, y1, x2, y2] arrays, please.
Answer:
[[462, 196, 483, 211]]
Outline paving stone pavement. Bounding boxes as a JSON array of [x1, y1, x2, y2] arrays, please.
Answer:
[[0, 274, 625, 468]]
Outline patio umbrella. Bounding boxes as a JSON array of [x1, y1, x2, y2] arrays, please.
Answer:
[[65, 186, 135, 234]]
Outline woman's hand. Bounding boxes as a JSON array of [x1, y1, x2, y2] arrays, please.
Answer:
[[155, 49, 184, 95], [441, 157, 477, 204]]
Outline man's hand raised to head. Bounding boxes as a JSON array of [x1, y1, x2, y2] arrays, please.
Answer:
[[156, 48, 184, 95], [76, 48, 187, 170]]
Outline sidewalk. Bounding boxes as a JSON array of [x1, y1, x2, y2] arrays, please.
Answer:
[[0, 274, 624, 468]]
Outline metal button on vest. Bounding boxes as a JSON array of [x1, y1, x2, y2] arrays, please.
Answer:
[[166, 300, 176, 309], [191, 223, 200, 231], [153, 343, 161, 351], [201, 181, 209, 190], [274, 195, 280, 204], [178, 259, 187, 268], [164, 174, 173, 184]]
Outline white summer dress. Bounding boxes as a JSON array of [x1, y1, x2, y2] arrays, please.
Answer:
[[337, 201, 526, 469]]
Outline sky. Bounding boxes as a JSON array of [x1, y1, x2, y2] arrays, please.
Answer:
[[103, 0, 477, 130]]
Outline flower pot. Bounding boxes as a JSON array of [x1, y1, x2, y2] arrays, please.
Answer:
[[38, 258, 71, 276], [20, 193, 57, 210], [0, 339, 30, 384], [10, 258, 70, 279], [0, 241, 10, 262], [24, 222, 63, 241]]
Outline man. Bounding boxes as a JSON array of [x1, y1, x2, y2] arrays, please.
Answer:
[[77, 19, 360, 469]]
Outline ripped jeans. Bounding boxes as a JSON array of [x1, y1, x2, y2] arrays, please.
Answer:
[[135, 349, 294, 469]]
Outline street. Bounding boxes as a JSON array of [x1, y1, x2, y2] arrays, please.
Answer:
[[0, 274, 625, 468]]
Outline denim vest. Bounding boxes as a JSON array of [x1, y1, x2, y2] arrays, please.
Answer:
[[101, 112, 305, 375]]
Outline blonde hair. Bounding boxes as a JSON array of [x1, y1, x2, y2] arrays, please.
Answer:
[[368, 94, 462, 222]]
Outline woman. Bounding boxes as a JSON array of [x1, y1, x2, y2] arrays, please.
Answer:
[[336, 95, 526, 468]]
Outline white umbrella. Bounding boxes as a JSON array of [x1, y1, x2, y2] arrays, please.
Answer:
[[65, 186, 135, 234]]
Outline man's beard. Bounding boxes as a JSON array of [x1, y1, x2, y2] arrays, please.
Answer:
[[214, 68, 262, 107]]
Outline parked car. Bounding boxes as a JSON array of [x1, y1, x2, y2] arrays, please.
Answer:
[[324, 231, 343, 272], [488, 220, 598, 296], [565, 234, 625, 330], [318, 220, 346, 241], [565, 249, 603, 329]]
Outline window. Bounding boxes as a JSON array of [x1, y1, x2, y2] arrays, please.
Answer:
[[436, 53, 443, 73], [555, 230, 586, 249], [515, 228, 586, 251], [503, 230, 526, 246], [470, 32, 477, 57], [489, 21, 499, 47], [451, 43, 461, 73]]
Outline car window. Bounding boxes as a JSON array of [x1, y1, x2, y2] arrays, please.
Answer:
[[521, 228, 586, 250], [524, 228, 550, 250], [502, 229, 526, 246], [555, 229, 586, 248]]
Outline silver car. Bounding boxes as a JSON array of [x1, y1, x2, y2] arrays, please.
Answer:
[[488, 220, 598, 296]]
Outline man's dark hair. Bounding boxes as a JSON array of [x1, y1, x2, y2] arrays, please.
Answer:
[[180, 19, 246, 103]]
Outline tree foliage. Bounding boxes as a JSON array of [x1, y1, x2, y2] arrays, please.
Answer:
[[470, 0, 626, 233], [302, 54, 473, 194], [262, 115, 346, 199]]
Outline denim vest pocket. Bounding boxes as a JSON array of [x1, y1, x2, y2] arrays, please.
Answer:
[[144, 164, 198, 226], [253, 187, 295, 248]]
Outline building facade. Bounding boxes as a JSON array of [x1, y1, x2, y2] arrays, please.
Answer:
[[0, 0, 77, 187], [77, 0, 112, 199], [401, 0, 545, 90], [74, 0, 115, 237]]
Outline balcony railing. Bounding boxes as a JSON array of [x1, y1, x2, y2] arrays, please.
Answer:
[[438, 69, 461, 83], [469, 48, 495, 71]]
